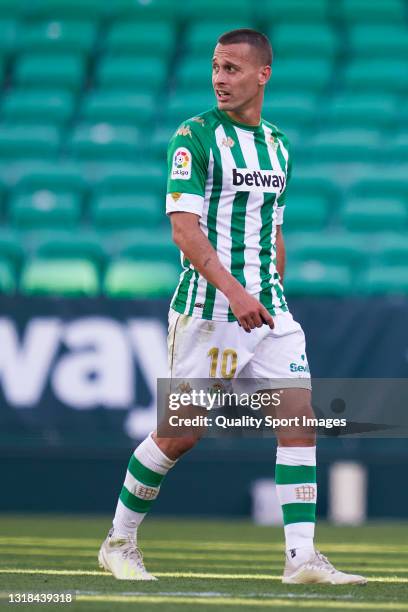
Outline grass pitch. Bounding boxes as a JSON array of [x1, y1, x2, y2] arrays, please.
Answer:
[[0, 516, 407, 611]]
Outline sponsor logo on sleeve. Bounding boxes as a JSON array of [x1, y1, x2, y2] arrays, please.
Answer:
[[231, 168, 286, 193], [176, 125, 192, 138], [192, 116, 205, 126], [172, 148, 192, 180]]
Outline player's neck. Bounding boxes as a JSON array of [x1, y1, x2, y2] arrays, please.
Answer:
[[224, 108, 261, 127]]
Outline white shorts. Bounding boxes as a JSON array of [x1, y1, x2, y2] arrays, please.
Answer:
[[167, 308, 311, 393]]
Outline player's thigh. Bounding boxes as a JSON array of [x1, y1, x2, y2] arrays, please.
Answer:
[[246, 311, 312, 387], [247, 311, 314, 444], [267, 387, 315, 446]]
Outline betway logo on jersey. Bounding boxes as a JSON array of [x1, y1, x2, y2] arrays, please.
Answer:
[[232, 168, 285, 193]]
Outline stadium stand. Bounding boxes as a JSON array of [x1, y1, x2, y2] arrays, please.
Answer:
[[0, 0, 406, 296]]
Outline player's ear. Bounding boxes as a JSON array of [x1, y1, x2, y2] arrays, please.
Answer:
[[259, 65, 271, 87]]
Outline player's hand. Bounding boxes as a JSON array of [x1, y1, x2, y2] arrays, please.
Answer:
[[227, 287, 274, 333]]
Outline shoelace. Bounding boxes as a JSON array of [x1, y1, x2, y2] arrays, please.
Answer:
[[111, 537, 146, 571], [313, 550, 337, 574]]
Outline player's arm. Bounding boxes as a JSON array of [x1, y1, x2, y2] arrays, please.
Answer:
[[276, 224, 285, 283], [170, 211, 273, 332]]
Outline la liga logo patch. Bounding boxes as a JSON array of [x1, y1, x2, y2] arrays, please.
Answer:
[[172, 147, 192, 180]]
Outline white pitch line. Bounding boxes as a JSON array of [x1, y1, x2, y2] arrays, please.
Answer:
[[0, 538, 407, 555], [75, 590, 357, 601], [0, 569, 407, 583], [74, 594, 408, 609]]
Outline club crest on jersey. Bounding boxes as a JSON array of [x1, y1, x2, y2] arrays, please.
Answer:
[[172, 147, 192, 180], [268, 134, 279, 151], [231, 168, 286, 193], [221, 137, 235, 148]]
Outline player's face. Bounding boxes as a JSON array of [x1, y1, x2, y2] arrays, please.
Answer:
[[212, 43, 270, 113]]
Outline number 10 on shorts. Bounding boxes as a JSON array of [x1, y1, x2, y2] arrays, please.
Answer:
[[208, 347, 238, 379]]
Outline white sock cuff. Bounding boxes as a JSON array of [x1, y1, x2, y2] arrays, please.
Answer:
[[284, 522, 315, 551], [276, 445, 316, 466], [134, 433, 177, 475]]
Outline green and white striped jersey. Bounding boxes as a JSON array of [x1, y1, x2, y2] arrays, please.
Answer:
[[166, 106, 291, 322]]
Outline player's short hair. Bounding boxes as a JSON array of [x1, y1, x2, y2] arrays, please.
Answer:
[[217, 28, 273, 66]]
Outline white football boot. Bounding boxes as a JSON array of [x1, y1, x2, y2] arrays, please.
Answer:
[[282, 549, 367, 585], [98, 528, 157, 580]]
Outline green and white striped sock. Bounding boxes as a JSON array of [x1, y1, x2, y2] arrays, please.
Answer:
[[112, 433, 177, 541], [276, 446, 316, 563]]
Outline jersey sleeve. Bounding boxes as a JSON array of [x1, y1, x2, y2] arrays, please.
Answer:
[[276, 133, 292, 226], [166, 119, 210, 217]]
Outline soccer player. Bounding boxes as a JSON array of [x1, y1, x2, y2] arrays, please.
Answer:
[[99, 29, 366, 585]]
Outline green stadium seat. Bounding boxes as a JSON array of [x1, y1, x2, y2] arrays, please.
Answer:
[[2, 90, 75, 126], [306, 129, 381, 163], [184, 0, 251, 21], [0, 258, 16, 293], [106, 21, 175, 57], [112, 0, 179, 21], [375, 234, 408, 266], [108, 229, 178, 263], [15, 161, 86, 195], [104, 259, 179, 297], [185, 22, 252, 57], [68, 124, 140, 161], [176, 59, 212, 90], [18, 21, 97, 55], [0, 125, 60, 159], [14, 53, 85, 91], [323, 94, 397, 130], [262, 93, 317, 131], [337, 0, 406, 23], [20, 258, 99, 296], [97, 55, 167, 91], [80, 91, 154, 126], [360, 265, 408, 295], [285, 261, 353, 296], [166, 92, 215, 124], [256, 0, 329, 22], [271, 59, 332, 93], [288, 173, 341, 207], [26, 0, 107, 20], [0, 19, 18, 56], [343, 60, 408, 93], [31, 230, 106, 269], [340, 198, 408, 232], [284, 195, 330, 230], [151, 123, 178, 158], [0, 57, 7, 87], [0, 228, 25, 269], [9, 190, 81, 229], [272, 24, 339, 58], [94, 164, 166, 195], [349, 25, 408, 59], [391, 133, 408, 164], [91, 193, 162, 230], [287, 232, 369, 268], [349, 173, 408, 200], [0, 0, 24, 18]]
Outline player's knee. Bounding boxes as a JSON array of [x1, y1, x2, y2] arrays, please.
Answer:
[[152, 433, 199, 459]]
